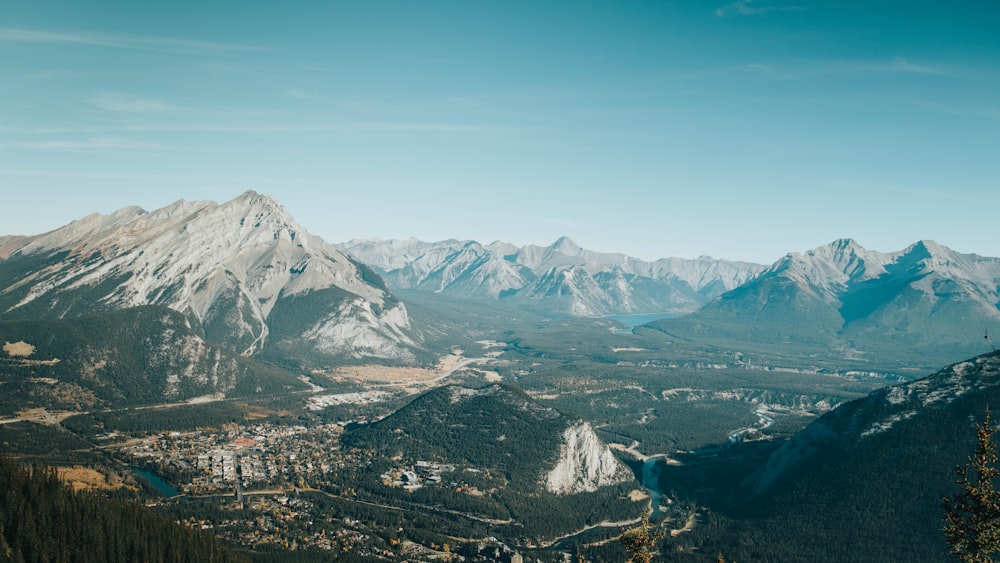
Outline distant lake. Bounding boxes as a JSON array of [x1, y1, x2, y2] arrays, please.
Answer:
[[607, 312, 685, 333], [133, 467, 181, 498]]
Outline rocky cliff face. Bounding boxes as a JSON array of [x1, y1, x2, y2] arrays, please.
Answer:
[[545, 422, 632, 494]]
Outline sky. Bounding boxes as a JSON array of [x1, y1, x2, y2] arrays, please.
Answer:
[[1, 1, 998, 264]]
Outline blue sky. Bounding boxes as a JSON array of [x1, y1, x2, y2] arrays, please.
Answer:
[[2, 1, 998, 264]]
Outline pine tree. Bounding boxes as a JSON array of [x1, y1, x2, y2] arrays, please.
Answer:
[[620, 515, 664, 563], [944, 410, 1000, 562]]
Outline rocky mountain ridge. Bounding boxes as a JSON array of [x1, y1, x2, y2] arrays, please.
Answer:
[[0, 191, 417, 364], [6, 193, 1000, 372], [338, 236, 766, 317], [651, 238, 1000, 366]]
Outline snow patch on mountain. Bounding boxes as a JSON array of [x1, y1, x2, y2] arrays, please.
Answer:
[[861, 358, 997, 437], [545, 422, 632, 494]]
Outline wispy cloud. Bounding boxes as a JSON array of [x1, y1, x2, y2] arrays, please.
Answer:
[[109, 121, 493, 134], [286, 89, 312, 100], [3, 137, 154, 151], [14, 120, 495, 136], [823, 57, 947, 77], [715, 0, 801, 17], [735, 57, 947, 78], [89, 92, 179, 113], [0, 27, 120, 47], [883, 56, 942, 75], [915, 100, 1000, 123], [716, 1, 764, 17], [351, 121, 488, 133], [0, 26, 265, 55], [30, 69, 76, 81]]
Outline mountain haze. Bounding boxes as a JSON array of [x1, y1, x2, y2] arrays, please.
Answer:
[[338, 237, 765, 317]]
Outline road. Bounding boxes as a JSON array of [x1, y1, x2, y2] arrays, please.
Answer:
[[532, 516, 644, 549], [0, 407, 78, 426], [190, 485, 513, 526]]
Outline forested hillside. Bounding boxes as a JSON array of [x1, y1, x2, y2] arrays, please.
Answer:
[[0, 456, 248, 562], [661, 351, 1000, 561]]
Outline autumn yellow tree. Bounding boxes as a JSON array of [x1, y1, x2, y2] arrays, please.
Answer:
[[620, 515, 664, 563]]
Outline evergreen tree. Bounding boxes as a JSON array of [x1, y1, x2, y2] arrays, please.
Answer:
[[0, 456, 248, 562], [944, 410, 1000, 562], [620, 515, 663, 563]]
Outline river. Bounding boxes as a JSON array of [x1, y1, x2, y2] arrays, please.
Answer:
[[727, 409, 775, 444], [634, 409, 776, 520], [642, 457, 664, 517]]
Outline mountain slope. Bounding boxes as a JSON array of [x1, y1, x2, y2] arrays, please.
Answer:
[[0, 306, 305, 413], [339, 237, 765, 317], [650, 239, 1000, 366], [697, 351, 1000, 561], [0, 191, 417, 365]]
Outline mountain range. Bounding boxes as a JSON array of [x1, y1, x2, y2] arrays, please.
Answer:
[[342, 233, 1000, 368], [650, 238, 1000, 366], [6, 191, 1000, 558], [338, 236, 766, 317], [4, 192, 1000, 405]]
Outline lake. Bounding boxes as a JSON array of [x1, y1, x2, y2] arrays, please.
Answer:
[[607, 312, 685, 333], [133, 467, 181, 498]]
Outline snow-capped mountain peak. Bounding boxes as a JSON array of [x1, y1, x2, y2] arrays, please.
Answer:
[[662, 239, 1000, 361], [549, 236, 583, 256], [766, 239, 893, 299], [900, 239, 991, 280], [1, 191, 416, 362], [339, 236, 767, 317]]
